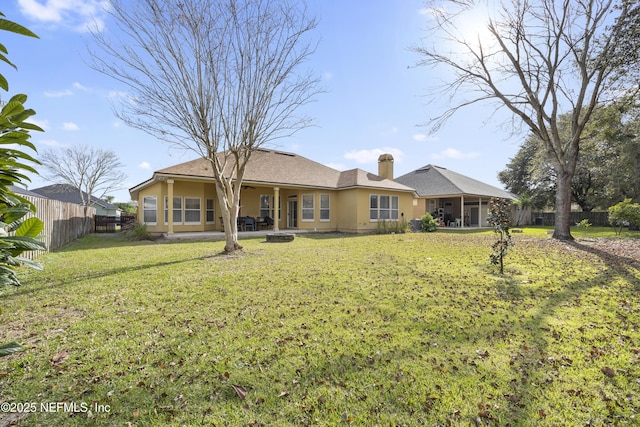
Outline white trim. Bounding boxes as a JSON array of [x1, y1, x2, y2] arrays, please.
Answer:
[[319, 193, 330, 222], [184, 197, 201, 225], [142, 196, 158, 225], [301, 193, 314, 222], [369, 194, 399, 222]]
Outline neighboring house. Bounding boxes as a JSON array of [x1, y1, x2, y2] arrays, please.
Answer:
[[129, 149, 417, 234], [394, 164, 517, 227], [8, 185, 49, 199], [8, 185, 95, 252], [31, 184, 122, 217]]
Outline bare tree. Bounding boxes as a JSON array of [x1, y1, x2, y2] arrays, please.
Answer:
[[413, 0, 640, 240], [88, 0, 320, 252], [40, 145, 127, 213]]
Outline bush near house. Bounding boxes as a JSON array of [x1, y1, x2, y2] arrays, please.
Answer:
[[420, 212, 439, 232]]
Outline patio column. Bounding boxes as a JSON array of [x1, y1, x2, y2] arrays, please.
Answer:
[[273, 186, 280, 232], [460, 195, 465, 228], [478, 197, 482, 227], [167, 179, 174, 235]]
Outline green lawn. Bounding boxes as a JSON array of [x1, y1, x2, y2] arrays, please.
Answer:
[[0, 229, 639, 426]]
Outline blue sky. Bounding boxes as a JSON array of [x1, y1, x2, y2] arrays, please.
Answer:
[[3, 0, 522, 203]]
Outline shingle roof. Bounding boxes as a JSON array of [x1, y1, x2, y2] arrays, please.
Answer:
[[31, 184, 119, 209], [143, 149, 415, 193], [8, 185, 49, 199], [155, 149, 341, 188], [337, 168, 416, 191], [394, 164, 514, 199]]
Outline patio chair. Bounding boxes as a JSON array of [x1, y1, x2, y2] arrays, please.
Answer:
[[243, 216, 256, 231]]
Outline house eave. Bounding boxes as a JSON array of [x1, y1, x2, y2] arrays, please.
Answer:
[[417, 192, 515, 199]]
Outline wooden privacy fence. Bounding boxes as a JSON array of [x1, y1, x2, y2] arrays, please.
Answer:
[[21, 195, 95, 258], [531, 211, 610, 226]]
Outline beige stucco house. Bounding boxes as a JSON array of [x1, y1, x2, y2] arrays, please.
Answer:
[[129, 149, 417, 235]]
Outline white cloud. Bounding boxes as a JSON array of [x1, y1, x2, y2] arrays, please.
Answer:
[[62, 122, 79, 131], [38, 139, 65, 147], [138, 161, 151, 170], [431, 148, 481, 160], [344, 147, 404, 164], [73, 82, 89, 91], [18, 0, 110, 32], [44, 89, 73, 98], [412, 133, 438, 142]]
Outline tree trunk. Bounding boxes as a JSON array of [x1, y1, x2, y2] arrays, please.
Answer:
[[214, 180, 243, 253], [553, 171, 574, 240]]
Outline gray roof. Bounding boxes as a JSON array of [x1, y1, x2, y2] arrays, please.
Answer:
[[133, 149, 415, 195], [31, 184, 119, 209], [8, 185, 49, 199], [395, 164, 514, 199]]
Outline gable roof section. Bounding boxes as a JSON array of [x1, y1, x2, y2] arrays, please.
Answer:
[[155, 149, 341, 188], [136, 149, 415, 194], [337, 168, 415, 191], [395, 164, 514, 199], [31, 184, 119, 209]]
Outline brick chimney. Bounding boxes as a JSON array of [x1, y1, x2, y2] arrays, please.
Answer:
[[377, 154, 394, 180]]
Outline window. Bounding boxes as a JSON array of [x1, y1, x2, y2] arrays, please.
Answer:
[[370, 194, 399, 221], [391, 196, 399, 219], [260, 194, 281, 219], [184, 197, 201, 224], [206, 198, 215, 223], [380, 195, 390, 219], [302, 194, 314, 221], [260, 195, 271, 218], [320, 194, 330, 221], [370, 195, 378, 220], [164, 196, 182, 224], [143, 196, 157, 225]]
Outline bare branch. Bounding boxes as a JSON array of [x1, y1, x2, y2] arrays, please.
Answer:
[[88, 0, 321, 251], [40, 146, 127, 204], [412, 0, 640, 240]]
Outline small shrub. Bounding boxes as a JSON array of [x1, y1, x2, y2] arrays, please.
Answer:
[[375, 219, 388, 234], [397, 218, 410, 233], [608, 199, 640, 235], [487, 198, 513, 274], [576, 219, 592, 228], [123, 223, 152, 241], [376, 219, 409, 234], [420, 213, 439, 232]]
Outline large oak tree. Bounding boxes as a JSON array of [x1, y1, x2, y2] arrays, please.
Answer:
[[414, 0, 640, 240], [499, 105, 640, 212], [90, 0, 320, 252]]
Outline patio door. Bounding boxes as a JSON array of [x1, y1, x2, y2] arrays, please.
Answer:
[[470, 207, 479, 226], [288, 199, 298, 228]]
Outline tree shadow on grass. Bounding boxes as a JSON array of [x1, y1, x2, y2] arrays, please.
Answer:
[[493, 240, 640, 425], [8, 251, 234, 300]]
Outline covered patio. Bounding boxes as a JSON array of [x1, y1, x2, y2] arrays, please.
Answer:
[[394, 164, 516, 227]]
